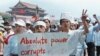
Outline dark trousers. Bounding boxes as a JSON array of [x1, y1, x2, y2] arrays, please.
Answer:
[[96, 46, 100, 56], [84, 49, 86, 56], [11, 54, 18, 56], [86, 42, 95, 56]]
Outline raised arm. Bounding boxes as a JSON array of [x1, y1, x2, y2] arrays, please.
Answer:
[[93, 14, 100, 24], [81, 9, 89, 34]]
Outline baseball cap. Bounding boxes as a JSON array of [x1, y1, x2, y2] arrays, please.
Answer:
[[15, 19, 26, 27]]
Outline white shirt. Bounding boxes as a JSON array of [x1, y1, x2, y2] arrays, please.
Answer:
[[94, 31, 100, 46], [26, 29, 33, 33], [69, 30, 86, 55]]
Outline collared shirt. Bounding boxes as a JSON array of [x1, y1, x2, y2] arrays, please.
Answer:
[[79, 24, 99, 43], [83, 24, 94, 43], [86, 31, 94, 43], [60, 29, 86, 56], [70, 30, 86, 56], [86, 24, 100, 43]]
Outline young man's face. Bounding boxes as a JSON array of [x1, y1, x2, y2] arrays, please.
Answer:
[[43, 19, 50, 28], [15, 24, 25, 33], [34, 25, 46, 33], [70, 23, 77, 30], [61, 19, 70, 28]]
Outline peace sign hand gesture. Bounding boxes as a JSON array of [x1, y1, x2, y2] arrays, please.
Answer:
[[81, 9, 89, 34], [81, 9, 88, 21]]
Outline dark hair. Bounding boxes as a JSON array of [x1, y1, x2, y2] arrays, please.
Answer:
[[43, 19, 50, 23], [3, 21, 10, 26]]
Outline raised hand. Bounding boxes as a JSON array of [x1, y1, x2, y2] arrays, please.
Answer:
[[93, 14, 97, 19], [93, 14, 100, 24], [81, 9, 88, 21], [81, 9, 89, 34]]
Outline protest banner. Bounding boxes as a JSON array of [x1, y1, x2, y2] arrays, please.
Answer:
[[17, 32, 79, 56]]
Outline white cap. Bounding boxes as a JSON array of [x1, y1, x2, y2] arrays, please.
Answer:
[[33, 21, 46, 28], [4, 26, 12, 29], [61, 12, 72, 20], [15, 19, 26, 27], [25, 19, 32, 24]]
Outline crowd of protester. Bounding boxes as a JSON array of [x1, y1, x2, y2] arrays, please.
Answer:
[[0, 9, 100, 56]]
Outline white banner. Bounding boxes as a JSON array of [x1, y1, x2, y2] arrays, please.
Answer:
[[17, 32, 79, 56]]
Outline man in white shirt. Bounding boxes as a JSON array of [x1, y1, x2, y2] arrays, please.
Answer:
[[93, 18, 100, 56], [59, 10, 89, 56]]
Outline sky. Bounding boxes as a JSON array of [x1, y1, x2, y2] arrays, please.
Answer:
[[0, 0, 100, 20]]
